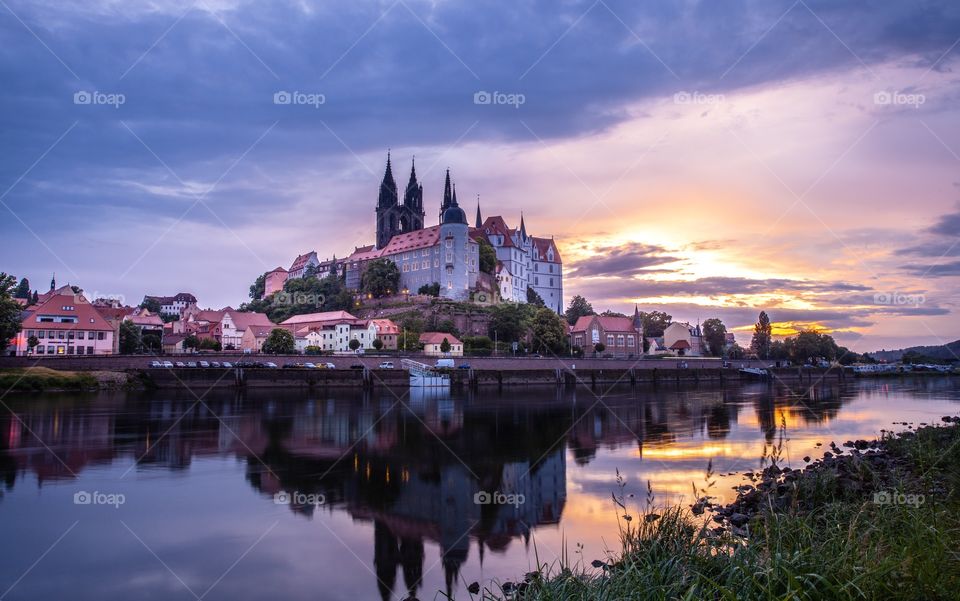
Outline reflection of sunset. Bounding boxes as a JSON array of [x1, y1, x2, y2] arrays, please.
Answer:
[[640, 443, 739, 459]]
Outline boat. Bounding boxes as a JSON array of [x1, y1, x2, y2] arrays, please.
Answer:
[[739, 367, 769, 379]]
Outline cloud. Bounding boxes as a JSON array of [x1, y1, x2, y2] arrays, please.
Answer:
[[901, 261, 960, 277], [566, 242, 682, 277]]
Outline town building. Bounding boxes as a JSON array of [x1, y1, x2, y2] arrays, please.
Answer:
[[264, 267, 288, 296], [568, 312, 643, 358], [281, 311, 386, 354], [13, 286, 115, 355], [143, 293, 198, 318], [419, 332, 464, 356], [662, 321, 705, 357], [219, 310, 275, 350], [368, 318, 400, 350]]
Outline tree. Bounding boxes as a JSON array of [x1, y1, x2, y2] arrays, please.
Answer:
[[31, 291, 39, 304], [262, 328, 295, 354], [348, 338, 361, 352], [750, 311, 772, 359], [418, 282, 441, 297], [372, 338, 384, 351], [526, 287, 545, 306], [490, 303, 533, 342], [14, 278, 30, 299], [361, 259, 401, 298], [638, 311, 671, 337], [701, 318, 727, 357], [304, 345, 322, 355], [27, 335, 39, 353], [142, 332, 162, 353], [600, 310, 627, 317], [0, 273, 22, 351], [769, 339, 788, 360], [184, 334, 200, 351], [594, 342, 606, 354], [249, 273, 267, 300], [119, 320, 142, 354], [440, 338, 451, 354], [529, 307, 567, 354], [140, 297, 162, 314], [726, 343, 746, 360], [478, 239, 497, 275], [783, 330, 838, 364], [198, 338, 221, 351], [564, 295, 594, 325]]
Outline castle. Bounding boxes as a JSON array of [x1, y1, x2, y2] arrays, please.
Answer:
[[269, 153, 564, 311]]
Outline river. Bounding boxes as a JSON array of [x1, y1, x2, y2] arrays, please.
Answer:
[[1, 378, 958, 600]]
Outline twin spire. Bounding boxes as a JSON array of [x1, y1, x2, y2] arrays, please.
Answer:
[[379, 151, 423, 210]]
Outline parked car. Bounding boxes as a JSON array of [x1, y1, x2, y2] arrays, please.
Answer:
[[282, 363, 298, 369], [303, 362, 316, 369], [162, 361, 174, 368], [221, 361, 233, 368], [198, 361, 210, 368], [150, 360, 162, 368], [378, 361, 395, 369], [264, 362, 279, 368], [174, 361, 186, 368], [210, 361, 221, 368], [435, 359, 455, 368], [458, 364, 471, 370], [187, 361, 198, 368], [320, 362, 336, 369]]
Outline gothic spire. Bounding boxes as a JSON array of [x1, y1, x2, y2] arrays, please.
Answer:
[[403, 157, 421, 209], [519, 212, 527, 241], [50, 273, 56, 290], [442, 169, 452, 208], [452, 183, 458, 206], [378, 151, 398, 209], [633, 304, 642, 329], [475, 195, 482, 228]]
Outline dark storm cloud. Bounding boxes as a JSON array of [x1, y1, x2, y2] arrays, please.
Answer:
[[902, 261, 960, 277], [928, 205, 960, 236], [566, 242, 682, 277], [898, 205, 960, 276], [2, 0, 960, 227]]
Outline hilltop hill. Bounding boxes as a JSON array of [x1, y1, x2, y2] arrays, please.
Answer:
[[870, 340, 960, 362]]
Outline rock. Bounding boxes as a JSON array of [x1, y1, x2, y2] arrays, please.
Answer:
[[803, 456, 811, 462], [855, 440, 869, 450], [467, 582, 480, 594], [730, 513, 750, 527]]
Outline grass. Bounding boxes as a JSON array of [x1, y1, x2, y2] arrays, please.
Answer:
[[0, 366, 101, 392], [477, 421, 960, 601]]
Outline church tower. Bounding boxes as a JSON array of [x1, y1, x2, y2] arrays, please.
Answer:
[[376, 153, 425, 249]]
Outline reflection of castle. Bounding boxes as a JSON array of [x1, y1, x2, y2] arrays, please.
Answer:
[[0, 383, 850, 599]]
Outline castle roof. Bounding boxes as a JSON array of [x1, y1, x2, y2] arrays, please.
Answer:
[[289, 251, 318, 272], [379, 225, 442, 255], [530, 236, 562, 263], [481, 216, 516, 247]]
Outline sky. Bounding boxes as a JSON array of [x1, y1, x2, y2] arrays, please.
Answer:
[[1, 0, 959, 352]]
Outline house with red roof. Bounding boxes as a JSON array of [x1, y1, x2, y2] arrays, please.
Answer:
[[13, 286, 116, 356], [281, 311, 380, 353], [568, 311, 643, 358], [419, 332, 463, 356]]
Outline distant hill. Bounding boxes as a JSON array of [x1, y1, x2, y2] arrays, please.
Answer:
[[870, 340, 960, 362]]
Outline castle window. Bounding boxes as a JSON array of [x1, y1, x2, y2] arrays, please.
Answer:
[[434, 259, 439, 267], [422, 260, 428, 269], [617, 335, 625, 347], [445, 239, 453, 248]]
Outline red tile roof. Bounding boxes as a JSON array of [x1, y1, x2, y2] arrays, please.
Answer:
[[481, 216, 516, 247], [419, 332, 463, 346], [225, 311, 274, 331], [570, 315, 638, 333], [530, 236, 562, 263], [24, 288, 114, 331], [367, 319, 400, 335], [289, 251, 317, 272], [670, 340, 691, 350], [280, 311, 359, 326]]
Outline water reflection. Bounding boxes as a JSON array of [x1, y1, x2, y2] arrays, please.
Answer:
[[1, 378, 958, 600]]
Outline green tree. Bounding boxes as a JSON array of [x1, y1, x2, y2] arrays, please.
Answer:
[[14, 278, 30, 299], [198, 338, 221, 351], [600, 310, 627, 317], [490, 303, 534, 342], [262, 328, 295, 354], [594, 342, 606, 354], [564, 295, 594, 325], [529, 307, 567, 354], [249, 273, 267, 300], [142, 332, 162, 353], [119, 320, 142, 354], [348, 338, 361, 352], [361, 259, 401, 298], [638, 310, 672, 337], [769, 339, 788, 360], [526, 287, 545, 306], [27, 335, 39, 353], [184, 334, 200, 350], [31, 290, 39, 304], [701, 318, 727, 357], [440, 337, 451, 354], [750, 311, 772, 359], [140, 297, 162, 314], [418, 282, 441, 297], [372, 338, 384, 351], [478, 239, 497, 275], [726, 342, 746, 360], [783, 330, 838, 364], [304, 345, 322, 355], [0, 273, 22, 351]]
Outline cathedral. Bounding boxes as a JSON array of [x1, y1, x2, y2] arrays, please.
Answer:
[[339, 153, 564, 310]]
